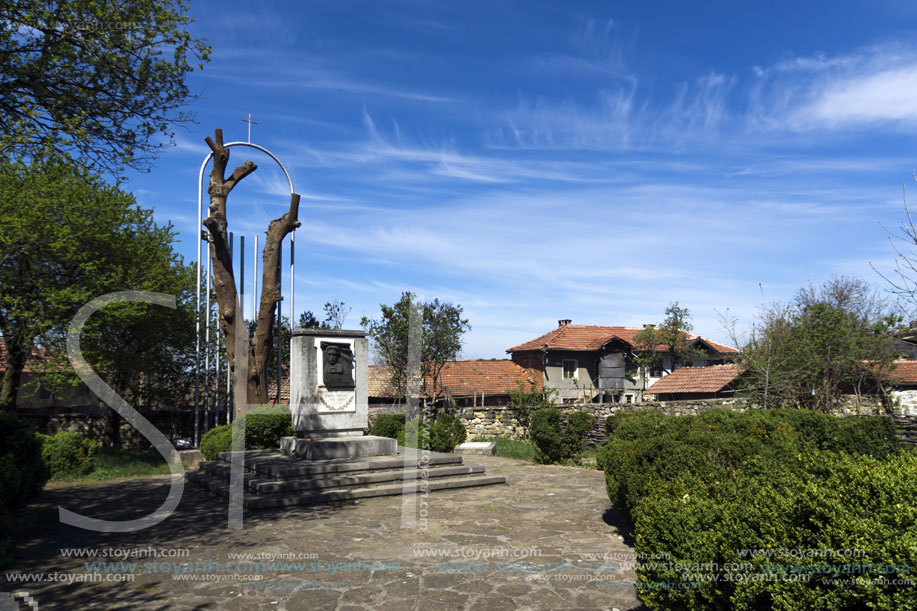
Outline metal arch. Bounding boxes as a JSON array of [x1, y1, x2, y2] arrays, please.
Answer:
[[195, 141, 297, 445]]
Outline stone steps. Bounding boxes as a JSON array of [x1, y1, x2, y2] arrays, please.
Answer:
[[185, 448, 505, 509]]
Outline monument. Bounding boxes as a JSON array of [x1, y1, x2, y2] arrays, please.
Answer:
[[280, 328, 396, 459]]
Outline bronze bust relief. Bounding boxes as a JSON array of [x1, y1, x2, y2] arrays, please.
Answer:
[[321, 341, 355, 388]]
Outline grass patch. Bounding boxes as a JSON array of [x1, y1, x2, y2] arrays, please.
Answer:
[[472, 436, 599, 466], [49, 447, 173, 482], [471, 436, 536, 462]]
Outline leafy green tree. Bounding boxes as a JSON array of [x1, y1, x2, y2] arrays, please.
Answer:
[[739, 277, 901, 411], [322, 299, 350, 330], [507, 381, 558, 435], [0, 0, 210, 174], [298, 311, 321, 329], [633, 302, 700, 382], [0, 158, 194, 445], [361, 292, 470, 408]]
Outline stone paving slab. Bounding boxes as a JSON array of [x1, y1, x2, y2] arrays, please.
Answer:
[[7, 455, 646, 610]]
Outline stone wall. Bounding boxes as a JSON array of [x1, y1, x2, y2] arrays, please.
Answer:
[[450, 395, 889, 445], [363, 395, 895, 446]]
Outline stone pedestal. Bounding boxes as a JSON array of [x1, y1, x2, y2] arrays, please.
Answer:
[[282, 329, 393, 460], [289, 329, 369, 437], [280, 435, 396, 460]]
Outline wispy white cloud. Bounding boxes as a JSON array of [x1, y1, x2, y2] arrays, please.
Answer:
[[748, 43, 917, 132]]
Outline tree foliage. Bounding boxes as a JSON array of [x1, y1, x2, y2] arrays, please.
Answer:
[[735, 277, 901, 411], [0, 157, 194, 444], [360, 292, 470, 408], [507, 381, 557, 434], [0, 0, 211, 174], [322, 299, 351, 330], [633, 302, 700, 379]]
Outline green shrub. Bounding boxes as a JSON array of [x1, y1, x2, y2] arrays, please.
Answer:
[[566, 410, 595, 455], [531, 408, 565, 463], [429, 411, 467, 453], [632, 450, 917, 611], [397, 418, 430, 449], [200, 424, 234, 460], [39, 431, 99, 479], [372, 413, 406, 439], [530, 408, 594, 464], [237, 405, 293, 449], [597, 408, 915, 610], [830, 414, 899, 458], [0, 413, 47, 512]]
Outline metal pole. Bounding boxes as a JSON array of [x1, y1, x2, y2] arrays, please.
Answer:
[[290, 231, 294, 374], [194, 232, 202, 447], [228, 232, 234, 423], [253, 235, 258, 321], [240, 235, 245, 327], [204, 245, 212, 435], [215, 339, 220, 429], [277, 297, 282, 404], [276, 244, 282, 404]]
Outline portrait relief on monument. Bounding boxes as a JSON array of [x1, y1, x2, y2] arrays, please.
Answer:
[[321, 341, 355, 388], [316, 340, 357, 413]]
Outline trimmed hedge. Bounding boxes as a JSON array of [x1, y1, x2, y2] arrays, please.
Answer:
[[199, 406, 294, 461], [596, 408, 911, 610], [239, 405, 294, 449], [531, 408, 595, 464], [372, 413, 406, 439], [200, 424, 233, 461], [633, 451, 917, 610], [39, 431, 99, 479]]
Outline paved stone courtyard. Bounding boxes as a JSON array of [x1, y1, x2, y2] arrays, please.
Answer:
[[8, 455, 645, 610]]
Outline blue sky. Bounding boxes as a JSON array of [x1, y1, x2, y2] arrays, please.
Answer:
[[127, 0, 917, 358]]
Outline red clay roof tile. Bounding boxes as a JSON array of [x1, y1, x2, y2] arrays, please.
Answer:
[[506, 324, 739, 354], [645, 364, 743, 395]]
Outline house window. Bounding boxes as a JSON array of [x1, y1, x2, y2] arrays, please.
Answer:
[[625, 394, 633, 404], [562, 360, 577, 380], [649, 364, 663, 378]]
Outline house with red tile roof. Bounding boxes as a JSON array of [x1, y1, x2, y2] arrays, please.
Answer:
[[644, 364, 744, 400], [506, 319, 739, 404], [368, 359, 541, 407]]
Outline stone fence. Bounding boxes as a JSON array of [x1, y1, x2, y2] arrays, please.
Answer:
[[370, 394, 891, 446]]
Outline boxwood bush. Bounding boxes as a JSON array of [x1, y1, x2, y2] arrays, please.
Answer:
[[199, 406, 295, 461], [39, 431, 99, 479], [200, 424, 234, 461], [237, 405, 294, 449], [597, 408, 911, 610], [372, 413, 406, 439], [531, 408, 595, 464], [429, 411, 467, 453], [632, 450, 917, 610]]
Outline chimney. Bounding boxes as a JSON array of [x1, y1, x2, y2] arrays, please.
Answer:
[[558, 319, 572, 327]]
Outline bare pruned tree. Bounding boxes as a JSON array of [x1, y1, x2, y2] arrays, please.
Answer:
[[201, 129, 300, 407], [872, 173, 917, 319]]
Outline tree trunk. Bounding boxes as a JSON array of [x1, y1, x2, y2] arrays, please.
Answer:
[[0, 335, 28, 410], [202, 129, 300, 408]]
